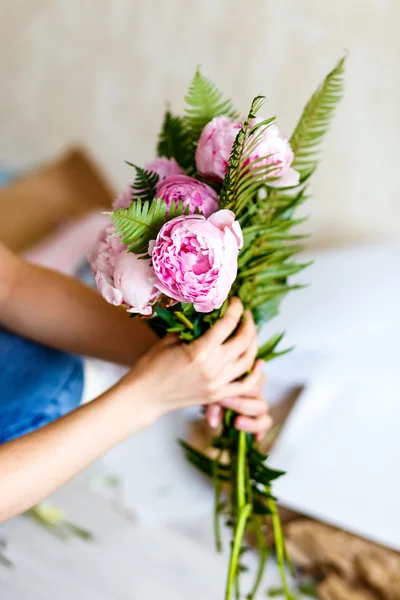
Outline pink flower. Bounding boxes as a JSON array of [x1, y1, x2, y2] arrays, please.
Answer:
[[89, 224, 160, 315], [248, 120, 299, 187], [146, 157, 185, 180], [156, 174, 218, 217], [196, 116, 242, 181], [113, 186, 133, 210], [150, 209, 243, 313], [112, 158, 184, 210], [195, 116, 299, 187], [88, 224, 125, 279]]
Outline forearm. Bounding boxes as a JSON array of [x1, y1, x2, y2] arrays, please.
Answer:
[[0, 258, 157, 365], [0, 384, 153, 522]]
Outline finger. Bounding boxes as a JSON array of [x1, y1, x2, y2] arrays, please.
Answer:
[[196, 298, 243, 349], [210, 338, 259, 390], [226, 337, 259, 382], [211, 360, 265, 400], [220, 396, 268, 417], [156, 333, 179, 348], [234, 413, 273, 434], [222, 310, 257, 362], [205, 404, 223, 429]]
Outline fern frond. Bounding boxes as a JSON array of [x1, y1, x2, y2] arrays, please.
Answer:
[[126, 162, 159, 204], [290, 55, 346, 182], [157, 110, 194, 172], [184, 68, 239, 143], [111, 198, 189, 254], [219, 97, 277, 217]]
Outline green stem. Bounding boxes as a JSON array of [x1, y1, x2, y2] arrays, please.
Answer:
[[213, 449, 224, 553], [174, 311, 194, 330], [225, 503, 251, 600], [247, 515, 270, 600], [225, 430, 249, 600], [267, 495, 292, 600], [237, 431, 247, 511]]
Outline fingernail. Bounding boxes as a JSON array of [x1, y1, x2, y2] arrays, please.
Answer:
[[209, 416, 219, 428], [208, 406, 220, 428], [221, 398, 236, 407]]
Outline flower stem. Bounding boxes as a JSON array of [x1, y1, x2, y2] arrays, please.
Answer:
[[267, 494, 292, 600], [213, 449, 224, 553], [174, 311, 194, 330], [225, 430, 249, 600], [247, 515, 270, 600], [237, 431, 247, 511], [225, 503, 251, 600]]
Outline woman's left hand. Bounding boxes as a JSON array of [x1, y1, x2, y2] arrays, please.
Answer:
[[204, 359, 272, 442]]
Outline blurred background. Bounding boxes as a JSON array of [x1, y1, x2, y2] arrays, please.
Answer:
[[1, 0, 399, 245], [1, 2, 399, 600]]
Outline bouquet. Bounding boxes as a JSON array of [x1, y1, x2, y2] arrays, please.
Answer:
[[90, 57, 345, 599]]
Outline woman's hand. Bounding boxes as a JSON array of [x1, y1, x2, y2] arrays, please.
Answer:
[[205, 359, 273, 442], [113, 298, 261, 427]]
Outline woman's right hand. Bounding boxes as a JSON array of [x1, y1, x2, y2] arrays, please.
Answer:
[[113, 298, 261, 427]]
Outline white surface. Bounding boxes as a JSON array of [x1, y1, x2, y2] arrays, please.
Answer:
[[270, 367, 400, 550], [1, 474, 282, 599], [262, 239, 400, 549]]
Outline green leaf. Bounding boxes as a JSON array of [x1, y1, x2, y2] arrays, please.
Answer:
[[184, 67, 239, 144], [290, 55, 346, 182], [179, 440, 230, 481], [219, 97, 277, 216], [257, 333, 285, 360], [111, 198, 187, 254], [157, 110, 195, 172], [125, 162, 159, 204]]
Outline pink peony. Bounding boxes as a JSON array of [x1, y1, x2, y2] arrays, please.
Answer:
[[88, 224, 125, 279], [247, 120, 299, 187], [145, 157, 185, 180], [195, 116, 299, 187], [113, 186, 133, 210], [156, 174, 218, 217], [149, 209, 243, 313], [89, 224, 160, 315], [196, 116, 242, 181], [112, 158, 184, 210]]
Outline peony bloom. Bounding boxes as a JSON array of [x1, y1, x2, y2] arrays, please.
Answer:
[[88, 224, 125, 279], [113, 186, 134, 210], [89, 224, 160, 315], [247, 120, 299, 188], [150, 209, 243, 313], [145, 157, 185, 180], [196, 116, 242, 181], [195, 116, 299, 187], [156, 174, 218, 217], [112, 158, 184, 210]]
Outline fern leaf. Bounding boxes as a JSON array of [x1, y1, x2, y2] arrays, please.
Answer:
[[126, 162, 159, 204], [111, 198, 187, 254], [184, 68, 239, 143], [290, 55, 346, 182], [157, 110, 194, 172], [219, 96, 277, 216]]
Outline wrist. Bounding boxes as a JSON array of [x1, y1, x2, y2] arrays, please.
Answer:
[[107, 376, 161, 436]]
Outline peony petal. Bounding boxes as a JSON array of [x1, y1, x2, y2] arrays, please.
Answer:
[[268, 167, 300, 188], [95, 272, 123, 306]]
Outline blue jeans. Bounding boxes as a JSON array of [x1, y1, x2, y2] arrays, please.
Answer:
[[0, 328, 84, 444]]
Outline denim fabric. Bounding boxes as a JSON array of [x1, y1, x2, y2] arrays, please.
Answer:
[[0, 328, 84, 443]]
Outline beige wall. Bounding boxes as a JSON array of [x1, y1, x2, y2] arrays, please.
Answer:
[[0, 1, 398, 245]]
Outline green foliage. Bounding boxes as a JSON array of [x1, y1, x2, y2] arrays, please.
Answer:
[[110, 198, 189, 254], [157, 110, 195, 172], [184, 67, 239, 144], [126, 162, 159, 204], [219, 96, 277, 215], [290, 55, 346, 182]]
